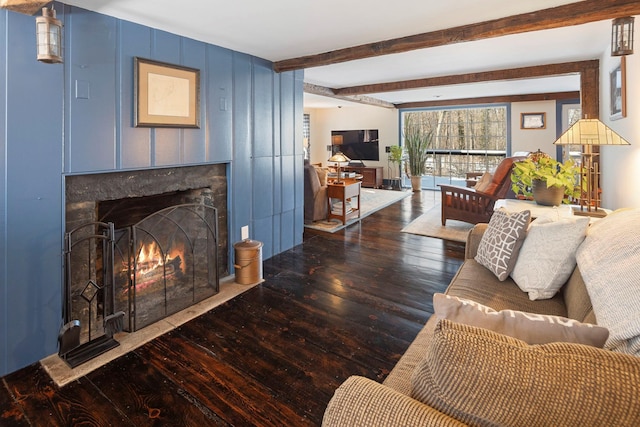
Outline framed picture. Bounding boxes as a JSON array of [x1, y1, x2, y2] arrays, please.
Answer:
[[134, 57, 200, 128], [610, 56, 626, 120], [520, 112, 546, 130]]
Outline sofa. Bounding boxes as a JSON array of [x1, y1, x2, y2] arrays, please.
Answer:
[[323, 208, 640, 426]]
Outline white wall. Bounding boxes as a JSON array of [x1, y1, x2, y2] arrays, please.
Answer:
[[599, 49, 640, 210], [510, 100, 558, 156], [305, 105, 398, 179]]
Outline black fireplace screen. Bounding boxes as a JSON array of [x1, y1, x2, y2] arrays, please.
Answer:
[[114, 204, 219, 331], [60, 204, 218, 367]]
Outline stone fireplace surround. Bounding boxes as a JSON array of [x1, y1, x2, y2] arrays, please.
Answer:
[[43, 163, 239, 384], [65, 164, 229, 279]]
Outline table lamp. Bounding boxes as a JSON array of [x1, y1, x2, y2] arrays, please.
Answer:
[[328, 152, 351, 184], [553, 118, 630, 217]]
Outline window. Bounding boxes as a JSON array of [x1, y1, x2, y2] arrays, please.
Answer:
[[400, 106, 509, 189], [303, 113, 310, 160]]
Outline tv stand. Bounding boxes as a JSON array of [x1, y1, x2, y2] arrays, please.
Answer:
[[342, 166, 384, 188]]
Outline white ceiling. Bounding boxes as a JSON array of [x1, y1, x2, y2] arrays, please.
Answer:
[[60, 0, 615, 108]]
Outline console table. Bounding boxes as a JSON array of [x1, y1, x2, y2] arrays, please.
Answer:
[[327, 180, 361, 224], [494, 199, 610, 223], [342, 166, 383, 188]]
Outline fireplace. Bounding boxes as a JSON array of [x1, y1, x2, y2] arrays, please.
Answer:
[[60, 165, 228, 367]]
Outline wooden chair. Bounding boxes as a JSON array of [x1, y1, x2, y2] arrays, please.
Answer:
[[439, 156, 524, 226]]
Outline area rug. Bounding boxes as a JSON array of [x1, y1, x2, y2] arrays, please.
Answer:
[[401, 205, 473, 243], [305, 189, 411, 233]]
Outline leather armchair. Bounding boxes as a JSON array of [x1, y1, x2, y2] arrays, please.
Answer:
[[304, 160, 328, 223], [439, 156, 524, 226]]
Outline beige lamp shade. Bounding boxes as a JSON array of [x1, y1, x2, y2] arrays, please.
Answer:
[[328, 152, 351, 163], [553, 119, 630, 146]]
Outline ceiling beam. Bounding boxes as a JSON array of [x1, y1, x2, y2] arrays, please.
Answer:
[[395, 91, 580, 109], [304, 83, 396, 109], [334, 60, 599, 96], [0, 0, 49, 15], [273, 0, 640, 72]]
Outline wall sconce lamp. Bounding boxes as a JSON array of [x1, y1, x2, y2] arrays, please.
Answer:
[[554, 118, 630, 217], [611, 16, 634, 56], [36, 6, 63, 64]]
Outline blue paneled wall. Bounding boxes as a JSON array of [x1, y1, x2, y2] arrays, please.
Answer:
[[0, 4, 304, 376]]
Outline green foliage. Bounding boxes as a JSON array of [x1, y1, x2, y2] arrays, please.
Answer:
[[511, 157, 581, 202], [403, 114, 433, 177], [389, 145, 404, 164]]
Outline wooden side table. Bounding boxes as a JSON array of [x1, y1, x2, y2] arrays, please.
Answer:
[[327, 180, 361, 224]]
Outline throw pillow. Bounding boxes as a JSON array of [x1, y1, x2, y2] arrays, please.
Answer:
[[576, 208, 640, 356], [433, 293, 609, 347], [473, 172, 492, 192], [410, 319, 640, 426], [511, 214, 590, 300], [314, 166, 328, 186], [475, 208, 531, 280]]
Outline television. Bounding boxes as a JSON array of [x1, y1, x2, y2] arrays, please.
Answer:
[[331, 129, 379, 162]]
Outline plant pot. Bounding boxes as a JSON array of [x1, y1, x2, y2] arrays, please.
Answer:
[[411, 176, 422, 192], [532, 179, 564, 206]]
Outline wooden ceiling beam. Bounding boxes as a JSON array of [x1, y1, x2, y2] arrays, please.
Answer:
[[304, 83, 396, 109], [0, 0, 49, 15], [334, 60, 598, 96], [273, 0, 640, 72], [395, 91, 580, 109]]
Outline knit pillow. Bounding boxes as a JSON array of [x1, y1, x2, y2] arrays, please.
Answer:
[[433, 293, 608, 347], [576, 208, 640, 356], [475, 209, 531, 280], [511, 214, 590, 300], [411, 319, 640, 426]]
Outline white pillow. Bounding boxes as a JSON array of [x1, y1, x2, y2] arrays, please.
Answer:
[[473, 172, 492, 192], [576, 209, 640, 356], [511, 214, 590, 300]]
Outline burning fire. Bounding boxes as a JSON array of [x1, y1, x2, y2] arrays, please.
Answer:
[[123, 241, 185, 292]]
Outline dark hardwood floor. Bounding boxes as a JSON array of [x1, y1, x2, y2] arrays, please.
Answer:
[[1, 190, 465, 426]]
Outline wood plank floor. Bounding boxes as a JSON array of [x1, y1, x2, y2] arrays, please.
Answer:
[[0, 190, 465, 426]]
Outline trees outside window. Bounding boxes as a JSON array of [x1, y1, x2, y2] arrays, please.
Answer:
[[401, 106, 508, 189]]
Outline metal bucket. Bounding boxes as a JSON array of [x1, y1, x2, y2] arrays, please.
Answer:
[[233, 239, 263, 285]]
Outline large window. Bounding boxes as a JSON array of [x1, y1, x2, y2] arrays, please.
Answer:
[[401, 105, 509, 189]]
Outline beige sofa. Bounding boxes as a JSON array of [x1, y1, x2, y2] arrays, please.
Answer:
[[323, 218, 640, 426]]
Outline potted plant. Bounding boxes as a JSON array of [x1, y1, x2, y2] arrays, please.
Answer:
[[511, 155, 581, 206], [403, 115, 433, 192], [387, 145, 404, 190]]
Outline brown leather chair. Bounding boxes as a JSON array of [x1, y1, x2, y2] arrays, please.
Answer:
[[439, 156, 524, 226], [304, 160, 328, 223]]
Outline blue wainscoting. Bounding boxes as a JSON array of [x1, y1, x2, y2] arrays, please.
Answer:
[[0, 3, 303, 376]]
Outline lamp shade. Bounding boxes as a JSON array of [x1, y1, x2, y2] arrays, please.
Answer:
[[328, 152, 351, 163], [553, 119, 630, 146]]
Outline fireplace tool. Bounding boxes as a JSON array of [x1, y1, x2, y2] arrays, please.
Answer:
[[59, 221, 122, 368]]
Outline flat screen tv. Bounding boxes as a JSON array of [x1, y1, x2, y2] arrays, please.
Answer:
[[331, 129, 379, 161]]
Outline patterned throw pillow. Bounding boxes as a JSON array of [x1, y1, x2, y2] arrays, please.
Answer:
[[433, 293, 609, 347], [475, 208, 531, 280], [511, 214, 590, 300]]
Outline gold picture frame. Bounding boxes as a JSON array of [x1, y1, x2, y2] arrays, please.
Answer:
[[610, 56, 626, 121], [134, 57, 200, 128], [520, 112, 546, 130]]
